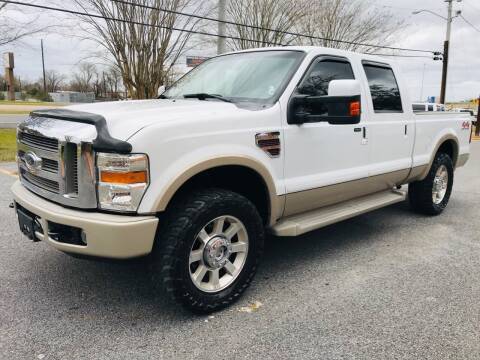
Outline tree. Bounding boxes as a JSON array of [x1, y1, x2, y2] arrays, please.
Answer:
[[0, 3, 50, 47], [45, 70, 66, 93], [70, 63, 97, 92], [296, 0, 403, 52], [72, 0, 210, 99], [105, 66, 122, 95], [225, 0, 307, 50]]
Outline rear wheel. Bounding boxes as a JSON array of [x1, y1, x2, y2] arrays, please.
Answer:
[[151, 188, 264, 313], [408, 152, 454, 215]]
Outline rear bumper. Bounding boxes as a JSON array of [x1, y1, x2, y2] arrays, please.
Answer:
[[11, 181, 158, 259]]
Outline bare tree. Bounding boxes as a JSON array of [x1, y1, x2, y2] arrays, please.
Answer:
[[71, 0, 210, 99], [45, 70, 66, 93], [225, 0, 307, 50], [296, 0, 403, 52], [104, 66, 123, 97], [70, 63, 97, 92], [0, 3, 50, 47]]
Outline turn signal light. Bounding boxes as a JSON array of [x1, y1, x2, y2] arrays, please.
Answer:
[[349, 101, 361, 117], [100, 171, 148, 184]]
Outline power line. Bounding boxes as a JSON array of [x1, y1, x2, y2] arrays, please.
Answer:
[[0, 0, 287, 47], [109, 0, 438, 54], [460, 14, 480, 33], [0, 0, 441, 56], [375, 4, 442, 12]]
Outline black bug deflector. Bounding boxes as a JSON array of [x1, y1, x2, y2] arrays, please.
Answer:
[[31, 109, 133, 154]]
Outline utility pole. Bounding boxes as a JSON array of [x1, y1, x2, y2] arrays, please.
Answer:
[[3, 52, 15, 101], [41, 39, 47, 93], [440, 0, 462, 104], [476, 96, 480, 136], [217, 0, 227, 55], [412, 2, 461, 104]]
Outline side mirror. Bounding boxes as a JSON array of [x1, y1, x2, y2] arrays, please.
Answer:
[[328, 79, 361, 97], [287, 79, 362, 125], [158, 85, 166, 97]]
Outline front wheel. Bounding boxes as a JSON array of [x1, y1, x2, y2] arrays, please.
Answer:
[[408, 152, 454, 215], [151, 189, 264, 313]]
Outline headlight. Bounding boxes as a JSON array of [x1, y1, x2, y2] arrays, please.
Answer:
[[97, 153, 149, 212]]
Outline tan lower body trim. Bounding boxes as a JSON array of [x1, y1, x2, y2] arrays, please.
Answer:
[[284, 169, 410, 217], [404, 164, 430, 183], [12, 181, 159, 259]]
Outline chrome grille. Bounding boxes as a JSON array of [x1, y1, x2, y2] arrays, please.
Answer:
[[17, 116, 98, 209], [72, 153, 79, 193], [42, 158, 59, 173], [19, 132, 58, 151], [21, 169, 60, 193]]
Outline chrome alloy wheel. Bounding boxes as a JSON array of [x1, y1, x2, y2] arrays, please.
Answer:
[[189, 215, 249, 293], [432, 164, 449, 205]]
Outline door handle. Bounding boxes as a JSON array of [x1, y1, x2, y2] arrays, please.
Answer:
[[361, 126, 368, 145], [354, 127, 362, 133]]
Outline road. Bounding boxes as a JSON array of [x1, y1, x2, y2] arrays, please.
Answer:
[[0, 115, 28, 128], [0, 103, 64, 128], [0, 143, 479, 360]]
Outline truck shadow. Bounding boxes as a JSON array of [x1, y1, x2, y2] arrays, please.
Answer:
[[26, 201, 415, 321]]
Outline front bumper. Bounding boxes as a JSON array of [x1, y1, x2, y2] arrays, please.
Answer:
[[11, 181, 159, 259]]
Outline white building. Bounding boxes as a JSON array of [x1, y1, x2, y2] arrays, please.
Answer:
[[49, 91, 95, 103]]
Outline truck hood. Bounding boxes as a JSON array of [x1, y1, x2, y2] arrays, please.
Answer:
[[65, 99, 244, 141]]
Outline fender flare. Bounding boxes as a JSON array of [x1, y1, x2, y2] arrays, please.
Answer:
[[152, 155, 284, 225], [417, 134, 459, 181]]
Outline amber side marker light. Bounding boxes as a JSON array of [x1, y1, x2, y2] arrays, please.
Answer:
[[350, 101, 361, 117], [100, 171, 147, 184]]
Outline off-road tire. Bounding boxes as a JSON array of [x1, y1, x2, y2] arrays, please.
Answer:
[[408, 152, 454, 215], [150, 188, 264, 313]]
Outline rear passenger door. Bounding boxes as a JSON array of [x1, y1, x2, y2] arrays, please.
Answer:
[[361, 61, 414, 182]]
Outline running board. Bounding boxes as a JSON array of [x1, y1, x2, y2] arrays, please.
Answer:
[[271, 190, 406, 237]]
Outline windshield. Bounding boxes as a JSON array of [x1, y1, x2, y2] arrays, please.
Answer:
[[163, 50, 304, 105]]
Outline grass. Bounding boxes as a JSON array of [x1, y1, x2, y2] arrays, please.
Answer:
[[0, 110, 31, 115], [0, 129, 17, 162]]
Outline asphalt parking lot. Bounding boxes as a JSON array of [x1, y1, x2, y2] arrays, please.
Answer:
[[1, 142, 479, 360]]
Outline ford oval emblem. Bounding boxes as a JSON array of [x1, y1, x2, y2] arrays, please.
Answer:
[[24, 151, 43, 173]]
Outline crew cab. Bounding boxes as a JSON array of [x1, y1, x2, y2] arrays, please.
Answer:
[[12, 47, 471, 312]]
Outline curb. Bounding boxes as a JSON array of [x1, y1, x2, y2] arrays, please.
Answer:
[[0, 168, 18, 178]]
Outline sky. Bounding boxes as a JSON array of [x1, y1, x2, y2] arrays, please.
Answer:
[[1, 0, 480, 102]]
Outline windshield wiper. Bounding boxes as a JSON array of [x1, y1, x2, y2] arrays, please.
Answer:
[[183, 93, 233, 103]]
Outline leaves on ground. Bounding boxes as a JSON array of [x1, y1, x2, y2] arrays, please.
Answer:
[[239, 301, 263, 313]]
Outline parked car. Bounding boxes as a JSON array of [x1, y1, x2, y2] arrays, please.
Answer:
[[12, 47, 472, 312], [412, 102, 445, 112]]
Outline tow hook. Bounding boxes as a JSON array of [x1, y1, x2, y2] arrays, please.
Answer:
[[9, 202, 14, 209]]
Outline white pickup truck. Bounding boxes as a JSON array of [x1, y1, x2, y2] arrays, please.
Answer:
[[12, 46, 472, 312]]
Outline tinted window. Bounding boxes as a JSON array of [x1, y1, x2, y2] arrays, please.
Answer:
[[413, 104, 425, 112], [428, 105, 434, 111], [299, 60, 355, 96], [296, 60, 355, 119], [363, 64, 403, 113]]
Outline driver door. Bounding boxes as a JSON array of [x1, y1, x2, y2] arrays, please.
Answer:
[[283, 56, 370, 216]]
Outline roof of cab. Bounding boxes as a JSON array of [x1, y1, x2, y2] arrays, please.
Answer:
[[222, 45, 396, 66]]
